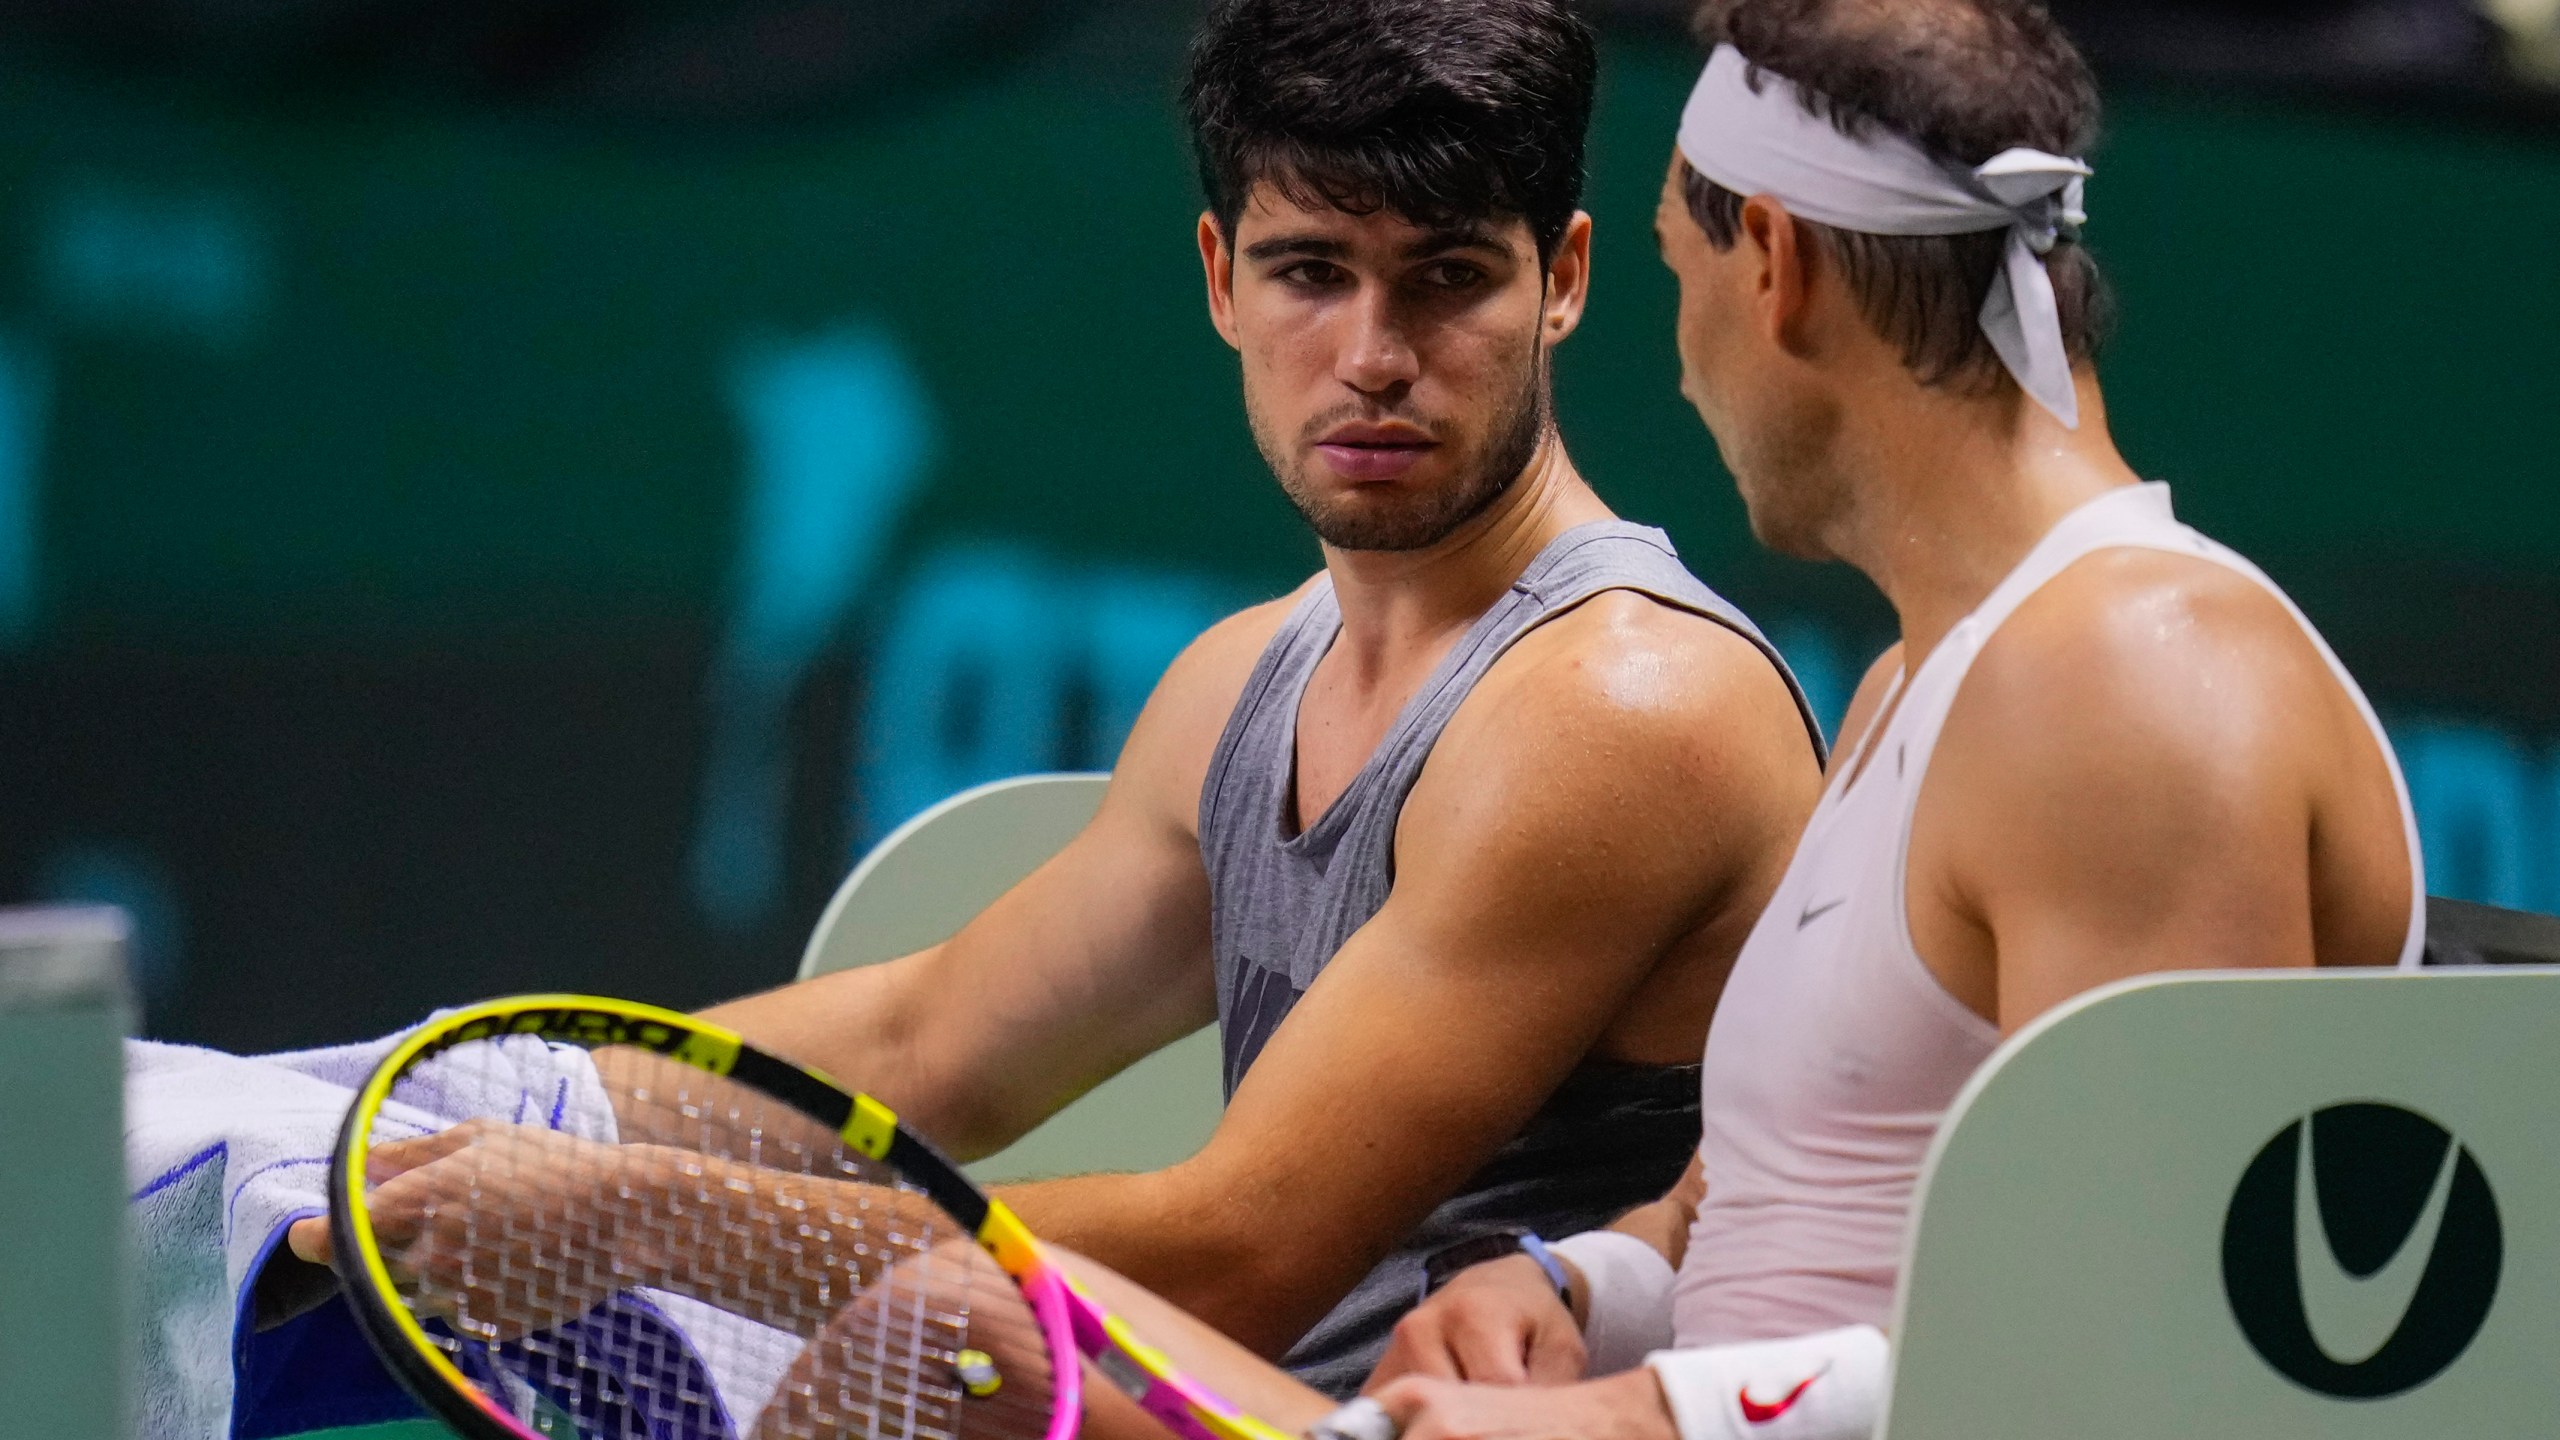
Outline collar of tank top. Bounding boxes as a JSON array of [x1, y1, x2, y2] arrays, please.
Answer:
[[1675, 43, 2092, 429]]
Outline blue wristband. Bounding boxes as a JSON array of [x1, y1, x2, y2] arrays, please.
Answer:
[[1516, 1232, 1572, 1301], [1418, 1228, 1572, 1304]]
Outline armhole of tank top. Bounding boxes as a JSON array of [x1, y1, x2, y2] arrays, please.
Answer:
[[1827, 665, 1906, 802], [1886, 726, 2004, 1048], [1882, 537, 2429, 993], [1881, 545, 2097, 1037], [1649, 587, 1830, 767], [1506, 576, 1830, 768], [1198, 583, 1335, 845], [2125, 540, 2430, 969], [1292, 555, 1670, 856], [1368, 578, 1811, 851]]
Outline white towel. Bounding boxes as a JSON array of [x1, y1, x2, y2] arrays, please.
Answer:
[[126, 1022, 797, 1440]]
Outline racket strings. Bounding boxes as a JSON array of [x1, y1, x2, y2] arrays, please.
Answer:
[[363, 1036, 1060, 1440]]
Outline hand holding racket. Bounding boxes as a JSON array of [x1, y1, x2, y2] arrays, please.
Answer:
[[325, 994, 1364, 1440]]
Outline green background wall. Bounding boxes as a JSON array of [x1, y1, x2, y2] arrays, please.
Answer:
[[0, 27, 2552, 1050]]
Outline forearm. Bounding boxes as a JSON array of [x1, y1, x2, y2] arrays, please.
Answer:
[[698, 962, 919, 1091], [694, 958, 1023, 1154], [998, 1168, 1358, 1359], [1051, 1247, 1339, 1437], [369, 1128, 948, 1344], [620, 1153, 950, 1337]]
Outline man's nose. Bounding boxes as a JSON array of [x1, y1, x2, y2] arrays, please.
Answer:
[[1334, 286, 1420, 395]]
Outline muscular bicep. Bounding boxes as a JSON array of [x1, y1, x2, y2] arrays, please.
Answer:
[[1167, 616, 1812, 1350]]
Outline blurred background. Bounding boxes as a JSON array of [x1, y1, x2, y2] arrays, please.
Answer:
[[0, 0, 2551, 1051]]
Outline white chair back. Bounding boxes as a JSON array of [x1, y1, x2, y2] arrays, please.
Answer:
[[800, 774, 1223, 1182], [1884, 966, 2559, 1439]]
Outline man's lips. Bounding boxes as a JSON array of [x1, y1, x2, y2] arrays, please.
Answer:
[[1313, 427, 1437, 482]]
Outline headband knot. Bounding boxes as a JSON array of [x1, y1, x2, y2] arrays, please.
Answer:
[[1971, 148, 2089, 255], [1679, 47, 2092, 428]]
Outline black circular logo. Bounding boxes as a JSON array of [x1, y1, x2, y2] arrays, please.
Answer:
[[2221, 1102, 2501, 1399]]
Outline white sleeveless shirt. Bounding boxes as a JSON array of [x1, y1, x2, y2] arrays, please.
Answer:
[[1672, 483, 2426, 1346]]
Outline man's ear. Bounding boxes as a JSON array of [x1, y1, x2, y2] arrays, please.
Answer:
[[1542, 211, 1595, 346], [1199, 212, 1241, 351], [1737, 195, 1816, 359]]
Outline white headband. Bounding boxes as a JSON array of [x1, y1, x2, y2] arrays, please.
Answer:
[[1677, 45, 2091, 428]]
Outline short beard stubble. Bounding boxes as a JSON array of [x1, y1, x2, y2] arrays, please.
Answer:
[[1255, 341, 1553, 554]]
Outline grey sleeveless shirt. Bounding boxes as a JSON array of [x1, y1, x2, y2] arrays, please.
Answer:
[[1197, 521, 1822, 1397]]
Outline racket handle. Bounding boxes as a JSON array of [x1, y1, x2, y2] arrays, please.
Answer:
[[1306, 1397, 1401, 1440]]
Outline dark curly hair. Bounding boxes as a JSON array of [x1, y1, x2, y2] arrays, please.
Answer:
[[1182, 0, 1599, 261]]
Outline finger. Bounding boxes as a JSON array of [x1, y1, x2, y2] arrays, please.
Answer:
[[365, 1121, 488, 1183], [1370, 1376, 1438, 1429], [1522, 1318, 1586, 1386], [1367, 1341, 1449, 1391], [287, 1214, 332, 1264], [1446, 1312, 1530, 1386], [1371, 1322, 1462, 1388], [1363, 1341, 1415, 1392], [361, 1148, 493, 1251]]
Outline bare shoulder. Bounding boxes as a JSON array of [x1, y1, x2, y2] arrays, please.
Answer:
[[1103, 581, 1313, 833], [1410, 591, 1823, 863], [1955, 548, 2343, 775], [1925, 546, 2354, 889], [1153, 585, 1308, 715], [1915, 546, 2409, 1009], [1481, 590, 1815, 761]]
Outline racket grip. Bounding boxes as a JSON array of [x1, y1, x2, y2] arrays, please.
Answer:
[[1306, 1397, 1401, 1440]]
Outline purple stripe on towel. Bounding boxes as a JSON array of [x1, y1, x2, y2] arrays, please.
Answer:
[[133, 1141, 227, 1202], [221, 1156, 329, 1241]]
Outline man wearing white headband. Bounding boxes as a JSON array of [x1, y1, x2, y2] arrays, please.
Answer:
[[1348, 2, 2427, 1438]]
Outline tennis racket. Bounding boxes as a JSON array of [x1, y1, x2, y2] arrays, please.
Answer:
[[327, 993, 1312, 1440]]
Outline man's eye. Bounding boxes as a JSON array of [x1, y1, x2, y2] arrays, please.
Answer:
[[1424, 262, 1485, 290], [1279, 261, 1345, 288]]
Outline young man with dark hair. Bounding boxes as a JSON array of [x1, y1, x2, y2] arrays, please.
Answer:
[[694, 0, 1828, 1399]]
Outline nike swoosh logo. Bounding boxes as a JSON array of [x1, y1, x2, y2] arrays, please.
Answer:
[[2296, 1117, 2458, 1365], [1797, 897, 1847, 929], [1739, 1372, 1822, 1425]]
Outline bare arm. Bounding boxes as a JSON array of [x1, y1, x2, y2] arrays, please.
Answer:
[[1911, 553, 2414, 1035], [701, 599, 1293, 1157], [1001, 605, 1821, 1358], [1057, 1247, 1344, 1440]]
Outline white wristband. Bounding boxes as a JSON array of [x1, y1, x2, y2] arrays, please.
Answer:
[[1644, 1326, 1887, 1440], [1548, 1230, 1675, 1375]]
